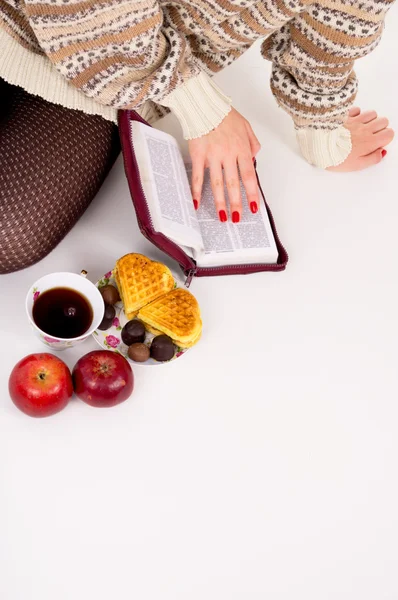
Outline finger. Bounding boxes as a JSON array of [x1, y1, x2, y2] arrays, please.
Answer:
[[358, 110, 377, 124], [238, 155, 260, 214], [348, 106, 361, 118], [190, 154, 205, 210], [374, 127, 395, 147], [368, 117, 389, 133], [357, 148, 384, 170], [224, 158, 242, 223], [361, 128, 394, 157], [209, 161, 228, 222], [245, 121, 261, 157]]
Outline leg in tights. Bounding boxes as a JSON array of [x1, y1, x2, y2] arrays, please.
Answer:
[[0, 79, 120, 274]]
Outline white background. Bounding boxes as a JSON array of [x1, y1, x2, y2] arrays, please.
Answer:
[[1, 10, 398, 600]]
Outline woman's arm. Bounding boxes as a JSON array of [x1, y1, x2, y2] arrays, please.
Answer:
[[24, 0, 231, 137], [24, 0, 257, 219], [262, 0, 395, 168]]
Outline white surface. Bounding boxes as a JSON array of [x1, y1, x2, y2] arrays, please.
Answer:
[[1, 15, 398, 600]]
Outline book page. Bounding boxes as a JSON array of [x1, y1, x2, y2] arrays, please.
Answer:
[[130, 122, 203, 255], [186, 167, 279, 268]]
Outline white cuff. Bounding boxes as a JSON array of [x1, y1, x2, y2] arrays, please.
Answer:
[[296, 127, 352, 169], [161, 72, 232, 140]]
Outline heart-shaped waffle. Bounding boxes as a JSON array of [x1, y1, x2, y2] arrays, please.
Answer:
[[138, 288, 202, 348], [114, 253, 174, 319]]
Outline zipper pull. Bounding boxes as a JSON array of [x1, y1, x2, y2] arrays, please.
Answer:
[[185, 268, 197, 288]]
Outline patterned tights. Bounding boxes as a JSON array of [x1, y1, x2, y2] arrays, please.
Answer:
[[0, 78, 120, 274]]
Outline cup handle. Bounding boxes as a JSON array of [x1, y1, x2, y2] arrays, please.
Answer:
[[80, 270, 88, 278]]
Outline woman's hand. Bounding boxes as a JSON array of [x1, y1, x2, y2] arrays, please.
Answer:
[[188, 108, 261, 223], [328, 107, 394, 172]]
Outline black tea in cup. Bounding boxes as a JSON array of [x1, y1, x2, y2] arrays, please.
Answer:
[[32, 287, 93, 339]]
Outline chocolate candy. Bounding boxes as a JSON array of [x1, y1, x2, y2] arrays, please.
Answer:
[[100, 284, 120, 305], [128, 343, 150, 363], [150, 335, 175, 362], [98, 304, 116, 330], [122, 319, 146, 346]]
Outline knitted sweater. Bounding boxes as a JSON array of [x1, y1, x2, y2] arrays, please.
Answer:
[[0, 0, 395, 168]]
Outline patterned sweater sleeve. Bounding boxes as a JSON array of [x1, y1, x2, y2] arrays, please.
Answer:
[[23, 0, 232, 139], [261, 1, 394, 168]]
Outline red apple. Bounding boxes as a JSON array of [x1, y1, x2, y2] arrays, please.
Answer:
[[9, 353, 73, 417], [72, 350, 133, 407]]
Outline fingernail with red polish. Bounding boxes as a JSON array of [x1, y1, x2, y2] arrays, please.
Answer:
[[219, 210, 227, 223], [382, 150, 387, 158], [232, 211, 240, 224], [193, 199, 199, 210], [250, 202, 258, 214], [252, 157, 255, 163]]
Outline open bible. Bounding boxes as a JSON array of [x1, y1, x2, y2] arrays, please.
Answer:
[[118, 110, 288, 281]]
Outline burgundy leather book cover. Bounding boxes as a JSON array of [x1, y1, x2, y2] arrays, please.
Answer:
[[118, 109, 288, 283]]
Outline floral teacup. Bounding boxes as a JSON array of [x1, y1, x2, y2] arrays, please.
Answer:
[[26, 271, 104, 350]]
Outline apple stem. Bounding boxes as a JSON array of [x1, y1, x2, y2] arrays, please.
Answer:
[[38, 372, 46, 381]]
